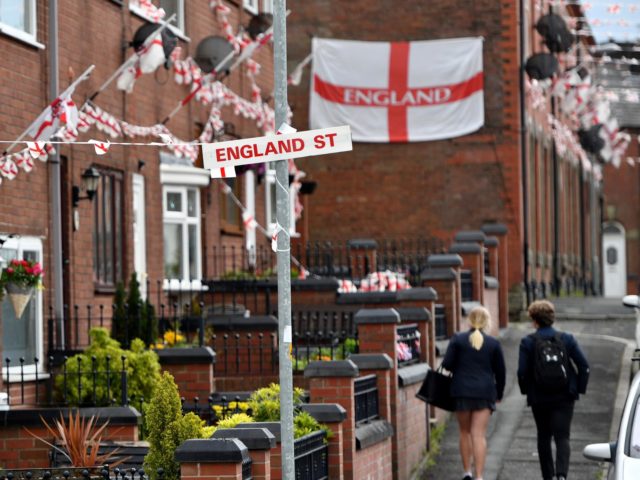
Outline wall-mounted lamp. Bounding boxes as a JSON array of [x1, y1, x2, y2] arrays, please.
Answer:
[[72, 167, 101, 207]]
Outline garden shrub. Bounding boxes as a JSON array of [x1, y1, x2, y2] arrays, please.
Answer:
[[247, 383, 330, 440], [144, 372, 212, 480], [112, 273, 158, 348], [55, 328, 161, 407]]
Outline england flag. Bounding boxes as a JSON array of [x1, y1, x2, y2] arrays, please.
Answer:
[[310, 37, 484, 143]]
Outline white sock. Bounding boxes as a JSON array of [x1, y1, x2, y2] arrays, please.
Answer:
[[464, 472, 472, 478]]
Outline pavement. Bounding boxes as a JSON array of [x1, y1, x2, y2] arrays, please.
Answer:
[[415, 297, 637, 480]]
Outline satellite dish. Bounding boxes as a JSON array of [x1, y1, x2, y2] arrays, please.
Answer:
[[132, 22, 177, 60], [535, 14, 575, 53], [578, 125, 605, 154], [525, 53, 559, 80], [248, 13, 273, 40], [194, 36, 235, 74]]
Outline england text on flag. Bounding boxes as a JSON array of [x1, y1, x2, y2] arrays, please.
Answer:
[[310, 37, 484, 143]]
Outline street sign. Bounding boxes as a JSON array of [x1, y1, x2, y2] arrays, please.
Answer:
[[202, 125, 352, 170]]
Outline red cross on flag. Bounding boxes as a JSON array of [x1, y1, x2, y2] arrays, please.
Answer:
[[310, 37, 484, 143]]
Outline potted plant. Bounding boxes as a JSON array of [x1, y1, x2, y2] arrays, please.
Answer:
[[0, 258, 43, 318]]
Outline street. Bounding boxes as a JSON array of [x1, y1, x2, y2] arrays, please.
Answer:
[[420, 313, 636, 480]]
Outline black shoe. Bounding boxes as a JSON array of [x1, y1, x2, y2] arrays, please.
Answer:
[[557, 477, 566, 480], [462, 476, 473, 480]]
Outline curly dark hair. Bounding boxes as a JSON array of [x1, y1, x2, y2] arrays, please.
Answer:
[[528, 300, 555, 327]]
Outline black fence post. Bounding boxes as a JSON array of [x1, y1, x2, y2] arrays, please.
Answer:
[[120, 356, 128, 406]]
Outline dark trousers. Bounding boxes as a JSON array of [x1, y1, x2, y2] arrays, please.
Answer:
[[531, 401, 575, 479]]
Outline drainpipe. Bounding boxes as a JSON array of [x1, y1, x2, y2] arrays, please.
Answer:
[[519, 0, 531, 306], [49, 0, 65, 348], [579, 160, 586, 295], [590, 155, 600, 295]]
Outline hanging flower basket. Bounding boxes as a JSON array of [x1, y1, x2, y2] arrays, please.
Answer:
[[0, 259, 44, 319], [4, 282, 34, 318]]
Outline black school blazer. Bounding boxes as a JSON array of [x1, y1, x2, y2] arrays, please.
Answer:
[[441, 330, 506, 402]]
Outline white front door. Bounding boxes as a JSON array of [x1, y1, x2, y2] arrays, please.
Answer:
[[603, 222, 626, 298], [132, 174, 147, 298]]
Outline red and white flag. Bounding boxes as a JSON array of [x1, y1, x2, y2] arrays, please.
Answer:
[[27, 93, 79, 141], [89, 139, 111, 155], [310, 37, 484, 142]]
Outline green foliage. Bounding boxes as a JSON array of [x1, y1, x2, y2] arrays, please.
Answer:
[[112, 273, 158, 348], [216, 412, 254, 430], [248, 383, 305, 422], [293, 411, 331, 440], [55, 328, 161, 407], [144, 372, 211, 480]]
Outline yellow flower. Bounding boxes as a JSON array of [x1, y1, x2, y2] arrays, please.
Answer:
[[163, 330, 185, 345]]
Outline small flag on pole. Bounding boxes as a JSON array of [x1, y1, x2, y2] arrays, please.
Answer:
[[89, 139, 111, 155]]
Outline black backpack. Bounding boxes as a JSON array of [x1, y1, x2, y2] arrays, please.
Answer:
[[531, 332, 570, 391]]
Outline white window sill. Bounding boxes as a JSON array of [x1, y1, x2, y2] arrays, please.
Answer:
[[0, 24, 44, 49], [160, 164, 211, 186], [2, 371, 50, 383], [129, 5, 190, 43], [163, 279, 209, 292]]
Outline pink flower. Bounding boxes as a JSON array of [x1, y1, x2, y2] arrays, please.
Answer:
[[6, 267, 13, 274], [10, 259, 19, 266], [32, 264, 43, 276]]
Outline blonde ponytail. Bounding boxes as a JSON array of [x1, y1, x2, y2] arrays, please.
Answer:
[[468, 306, 491, 351]]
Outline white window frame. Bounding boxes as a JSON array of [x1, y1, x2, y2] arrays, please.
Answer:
[[265, 166, 299, 237], [0, 0, 43, 49], [244, 0, 259, 15], [129, 0, 188, 40], [0, 235, 44, 379], [162, 185, 202, 282], [262, 0, 273, 13]]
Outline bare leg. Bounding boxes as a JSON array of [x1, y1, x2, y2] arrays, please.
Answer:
[[470, 408, 492, 479], [456, 410, 473, 473]]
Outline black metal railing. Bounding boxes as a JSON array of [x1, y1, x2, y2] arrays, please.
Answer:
[[434, 304, 447, 340], [294, 431, 329, 480], [396, 325, 420, 367], [0, 467, 151, 480], [461, 270, 473, 302], [242, 455, 253, 480], [354, 374, 379, 425], [3, 355, 129, 407]]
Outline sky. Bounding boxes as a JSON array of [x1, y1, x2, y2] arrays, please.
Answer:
[[581, 1, 640, 43]]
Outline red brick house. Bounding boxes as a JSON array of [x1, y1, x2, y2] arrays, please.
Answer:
[[286, 0, 607, 314], [0, 0, 288, 378]]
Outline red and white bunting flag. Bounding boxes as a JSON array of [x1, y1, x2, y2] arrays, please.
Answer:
[[139, 34, 166, 74], [26, 141, 46, 159], [27, 92, 79, 141], [288, 53, 313, 86], [271, 224, 284, 252], [0, 157, 19, 180], [242, 211, 257, 230], [310, 37, 484, 142], [89, 139, 111, 155], [210, 166, 236, 178]]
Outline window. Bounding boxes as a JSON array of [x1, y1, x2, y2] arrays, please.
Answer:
[[244, 0, 259, 15], [163, 186, 201, 280], [220, 178, 243, 233], [0, 0, 39, 46], [265, 165, 298, 236], [129, 0, 185, 34], [93, 169, 124, 290], [0, 236, 43, 373]]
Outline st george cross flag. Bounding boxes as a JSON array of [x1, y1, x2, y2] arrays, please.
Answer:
[[310, 37, 484, 143]]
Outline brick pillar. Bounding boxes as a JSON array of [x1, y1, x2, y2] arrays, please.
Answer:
[[426, 253, 463, 336], [300, 403, 347, 480], [348, 354, 393, 422], [176, 438, 249, 480], [235, 422, 282, 480], [212, 428, 276, 480], [482, 223, 509, 328], [484, 236, 499, 278], [449, 242, 484, 303], [396, 289, 436, 368], [353, 310, 403, 479], [156, 347, 216, 402], [305, 360, 359, 480], [347, 238, 377, 278]]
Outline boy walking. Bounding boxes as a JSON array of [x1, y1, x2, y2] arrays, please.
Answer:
[[517, 300, 590, 480]]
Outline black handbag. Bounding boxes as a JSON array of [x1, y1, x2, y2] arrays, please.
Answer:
[[416, 365, 455, 411]]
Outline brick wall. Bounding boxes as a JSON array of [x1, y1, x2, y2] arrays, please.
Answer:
[[287, 0, 523, 294], [0, 0, 275, 346]]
